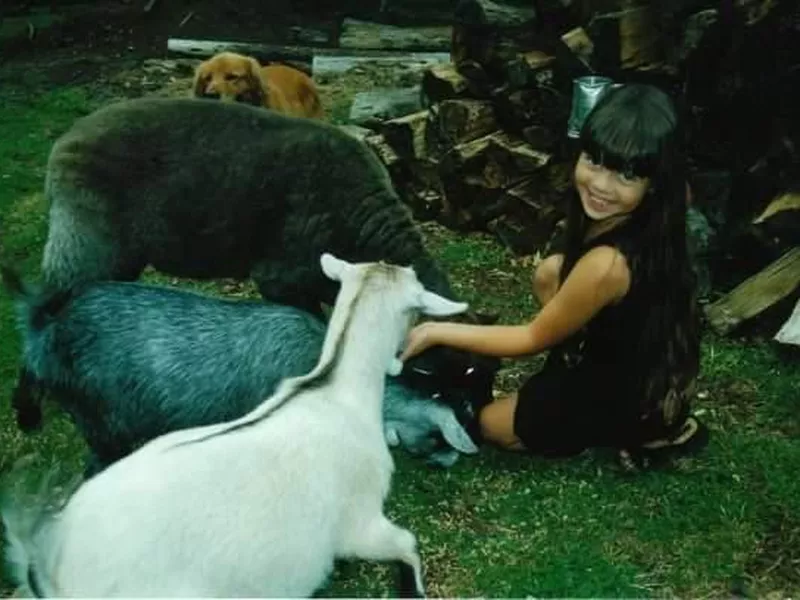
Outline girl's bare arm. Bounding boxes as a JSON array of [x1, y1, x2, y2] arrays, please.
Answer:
[[402, 245, 631, 360]]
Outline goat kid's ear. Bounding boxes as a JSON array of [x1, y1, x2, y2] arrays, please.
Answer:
[[320, 252, 352, 281], [417, 290, 468, 317], [435, 408, 479, 454]]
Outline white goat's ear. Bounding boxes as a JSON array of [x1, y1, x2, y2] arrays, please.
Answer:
[[418, 290, 468, 317], [387, 357, 404, 376], [320, 253, 350, 281]]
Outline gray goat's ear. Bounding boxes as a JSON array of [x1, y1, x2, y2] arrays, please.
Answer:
[[435, 408, 479, 455], [418, 290, 468, 317], [320, 253, 350, 281]]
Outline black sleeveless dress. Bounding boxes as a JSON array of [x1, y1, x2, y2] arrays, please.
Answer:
[[513, 226, 691, 457]]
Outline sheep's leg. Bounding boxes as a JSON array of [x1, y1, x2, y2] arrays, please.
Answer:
[[42, 201, 143, 290], [340, 515, 425, 598]]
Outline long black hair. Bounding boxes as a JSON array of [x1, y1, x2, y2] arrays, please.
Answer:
[[560, 83, 700, 426]]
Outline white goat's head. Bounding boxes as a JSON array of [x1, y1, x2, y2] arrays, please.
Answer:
[[320, 253, 468, 376]]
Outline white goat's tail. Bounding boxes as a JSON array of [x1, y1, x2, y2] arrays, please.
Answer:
[[1, 457, 81, 597]]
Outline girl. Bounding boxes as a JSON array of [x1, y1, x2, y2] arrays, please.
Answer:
[[400, 83, 708, 471]]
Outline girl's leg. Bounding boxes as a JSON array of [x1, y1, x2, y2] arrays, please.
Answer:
[[478, 393, 527, 451], [532, 254, 564, 307]]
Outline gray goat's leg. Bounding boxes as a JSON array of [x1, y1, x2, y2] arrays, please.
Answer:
[[11, 368, 42, 432], [340, 515, 426, 598]]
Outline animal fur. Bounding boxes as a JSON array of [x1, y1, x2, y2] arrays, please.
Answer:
[[192, 51, 323, 119], [1, 269, 479, 474], [41, 96, 449, 312], [1, 253, 467, 597]]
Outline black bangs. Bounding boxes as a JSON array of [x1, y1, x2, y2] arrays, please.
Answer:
[[578, 84, 677, 179], [580, 129, 658, 179]]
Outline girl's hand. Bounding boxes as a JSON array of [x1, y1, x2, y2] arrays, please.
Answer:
[[399, 322, 440, 362]]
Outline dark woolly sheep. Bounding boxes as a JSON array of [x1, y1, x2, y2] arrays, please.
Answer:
[[2, 268, 486, 476], [41, 96, 450, 312]]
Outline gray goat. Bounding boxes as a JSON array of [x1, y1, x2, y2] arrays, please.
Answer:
[[2, 268, 481, 475]]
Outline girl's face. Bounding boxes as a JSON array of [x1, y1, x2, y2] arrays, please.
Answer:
[[574, 152, 651, 221]]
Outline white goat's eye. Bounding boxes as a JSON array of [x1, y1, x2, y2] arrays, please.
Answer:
[[464, 367, 475, 376], [431, 392, 442, 400]]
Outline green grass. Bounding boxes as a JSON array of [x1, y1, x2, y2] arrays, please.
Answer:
[[0, 69, 798, 599]]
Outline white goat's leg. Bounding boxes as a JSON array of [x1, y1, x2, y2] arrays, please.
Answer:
[[340, 515, 426, 598]]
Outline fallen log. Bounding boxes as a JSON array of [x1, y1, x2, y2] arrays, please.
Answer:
[[338, 18, 453, 51], [313, 52, 450, 75], [167, 38, 450, 74], [704, 247, 800, 335], [348, 86, 424, 125]]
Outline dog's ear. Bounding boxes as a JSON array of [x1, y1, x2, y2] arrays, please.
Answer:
[[191, 64, 209, 98], [242, 57, 268, 107]]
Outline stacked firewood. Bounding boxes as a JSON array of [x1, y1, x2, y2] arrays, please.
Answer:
[[342, 0, 799, 342], [347, 0, 596, 256]]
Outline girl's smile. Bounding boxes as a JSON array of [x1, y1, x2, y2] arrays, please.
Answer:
[[574, 152, 650, 221]]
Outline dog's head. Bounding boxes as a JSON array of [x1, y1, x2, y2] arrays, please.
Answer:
[[191, 52, 266, 106]]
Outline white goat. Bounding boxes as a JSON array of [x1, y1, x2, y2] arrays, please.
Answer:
[[1, 253, 468, 598]]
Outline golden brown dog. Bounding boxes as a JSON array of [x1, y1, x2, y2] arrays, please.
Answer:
[[192, 52, 324, 119]]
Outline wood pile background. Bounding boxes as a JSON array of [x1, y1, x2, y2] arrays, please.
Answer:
[[163, 0, 799, 338], [334, 0, 800, 340]]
